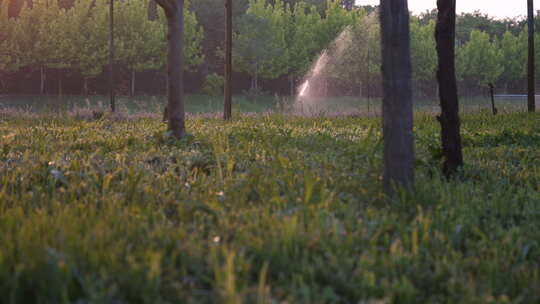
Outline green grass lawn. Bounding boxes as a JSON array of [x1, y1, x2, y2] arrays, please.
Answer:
[[0, 94, 277, 114], [1, 111, 540, 303], [0, 94, 529, 115]]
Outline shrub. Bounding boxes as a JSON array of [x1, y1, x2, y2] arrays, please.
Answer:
[[202, 73, 225, 96]]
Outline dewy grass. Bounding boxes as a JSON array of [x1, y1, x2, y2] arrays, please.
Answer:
[[0, 94, 531, 117], [0, 112, 540, 303]]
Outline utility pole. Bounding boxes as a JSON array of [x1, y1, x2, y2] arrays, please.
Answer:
[[224, 0, 232, 120], [528, 0, 535, 112], [109, 0, 116, 112]]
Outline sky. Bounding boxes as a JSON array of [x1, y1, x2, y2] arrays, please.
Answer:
[[356, 0, 540, 19]]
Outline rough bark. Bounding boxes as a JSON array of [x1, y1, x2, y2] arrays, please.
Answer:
[[528, 0, 535, 112], [156, 0, 185, 138], [380, 0, 415, 194], [109, 0, 116, 112], [435, 0, 463, 178], [224, 0, 232, 120]]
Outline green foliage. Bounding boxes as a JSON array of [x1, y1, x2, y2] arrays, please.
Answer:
[[499, 31, 524, 84], [329, 10, 380, 93], [12, 0, 64, 69], [0, 0, 537, 96], [62, 0, 109, 78], [181, 0, 205, 70], [0, 0, 17, 72], [3, 0, 203, 93], [1, 112, 540, 302], [410, 19, 437, 96], [287, 1, 321, 78], [458, 30, 504, 86], [202, 73, 225, 96], [316, 0, 357, 49], [116, 0, 167, 72], [233, 0, 290, 89]]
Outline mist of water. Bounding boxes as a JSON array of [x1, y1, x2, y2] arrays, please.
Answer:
[[295, 27, 353, 114]]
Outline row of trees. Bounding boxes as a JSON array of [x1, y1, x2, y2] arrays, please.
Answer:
[[0, 0, 203, 95], [1, 0, 539, 97], [234, 0, 540, 96]]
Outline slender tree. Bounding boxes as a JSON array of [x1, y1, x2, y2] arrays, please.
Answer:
[[109, 0, 115, 112], [527, 0, 535, 112], [435, 0, 463, 177], [155, 0, 185, 138], [224, 0, 232, 120], [379, 0, 414, 194]]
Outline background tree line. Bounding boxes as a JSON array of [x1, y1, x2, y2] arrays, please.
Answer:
[[1, 0, 539, 97]]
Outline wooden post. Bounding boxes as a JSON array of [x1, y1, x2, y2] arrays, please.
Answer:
[[488, 83, 498, 115], [528, 0, 535, 112]]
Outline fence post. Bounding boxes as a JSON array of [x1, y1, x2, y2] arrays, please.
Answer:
[[488, 83, 497, 115]]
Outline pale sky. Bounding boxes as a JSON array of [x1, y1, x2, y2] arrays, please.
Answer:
[[356, 0, 540, 19]]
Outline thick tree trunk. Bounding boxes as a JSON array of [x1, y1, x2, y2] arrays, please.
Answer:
[[528, 0, 535, 112], [224, 0, 232, 120], [435, 0, 463, 178], [158, 0, 185, 138], [40, 66, 45, 95], [109, 0, 116, 112], [380, 0, 415, 194]]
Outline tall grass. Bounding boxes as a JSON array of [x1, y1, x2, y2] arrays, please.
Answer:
[[0, 111, 539, 302], [0, 94, 529, 116]]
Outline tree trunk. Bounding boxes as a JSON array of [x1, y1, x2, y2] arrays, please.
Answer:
[[528, 0, 535, 112], [109, 0, 116, 112], [156, 0, 185, 138], [40, 66, 46, 95], [435, 0, 463, 178], [489, 83, 497, 116], [380, 0, 415, 194], [131, 70, 135, 97], [224, 0, 232, 120]]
